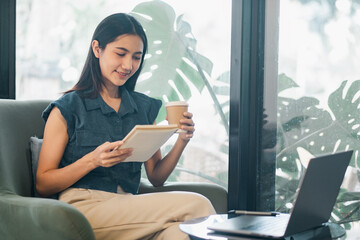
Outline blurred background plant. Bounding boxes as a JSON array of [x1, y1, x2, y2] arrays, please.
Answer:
[[276, 74, 360, 227], [129, 1, 229, 186]]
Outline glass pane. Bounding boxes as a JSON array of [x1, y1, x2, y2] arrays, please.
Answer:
[[275, 0, 360, 225], [16, 0, 231, 187]]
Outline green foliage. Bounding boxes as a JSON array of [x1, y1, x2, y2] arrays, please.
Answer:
[[334, 190, 360, 228], [213, 71, 230, 128], [130, 0, 229, 187], [276, 74, 360, 223], [277, 76, 360, 171], [129, 1, 213, 122]]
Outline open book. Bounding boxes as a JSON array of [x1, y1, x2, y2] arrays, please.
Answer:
[[115, 124, 178, 162]]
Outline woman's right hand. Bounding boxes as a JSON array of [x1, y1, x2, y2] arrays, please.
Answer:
[[89, 141, 133, 168]]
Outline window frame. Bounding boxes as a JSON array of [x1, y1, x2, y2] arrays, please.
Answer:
[[0, 0, 16, 99], [229, 0, 276, 211]]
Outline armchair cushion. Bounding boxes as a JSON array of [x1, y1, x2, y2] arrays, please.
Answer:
[[29, 136, 42, 197], [29, 136, 57, 199], [0, 189, 95, 240]]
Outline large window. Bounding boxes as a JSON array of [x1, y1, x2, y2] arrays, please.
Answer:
[[16, 0, 231, 187], [274, 0, 360, 228], [227, 0, 360, 233]]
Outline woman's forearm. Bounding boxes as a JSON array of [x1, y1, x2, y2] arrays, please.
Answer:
[[147, 138, 189, 186], [36, 154, 96, 197], [36, 140, 132, 197]]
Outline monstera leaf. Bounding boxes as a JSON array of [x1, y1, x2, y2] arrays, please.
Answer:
[[328, 80, 360, 143], [276, 75, 360, 222], [130, 1, 213, 121], [334, 190, 360, 228], [276, 74, 332, 176], [213, 71, 230, 134], [277, 79, 360, 171]]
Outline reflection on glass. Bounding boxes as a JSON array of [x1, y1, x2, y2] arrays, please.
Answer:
[[276, 0, 360, 226], [16, 0, 231, 187]]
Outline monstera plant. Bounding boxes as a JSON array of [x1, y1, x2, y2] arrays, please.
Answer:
[[129, 1, 211, 122], [129, 1, 229, 186], [276, 74, 360, 226], [130, 1, 229, 132]]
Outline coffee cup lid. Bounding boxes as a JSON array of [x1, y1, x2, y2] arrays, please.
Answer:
[[165, 101, 188, 107]]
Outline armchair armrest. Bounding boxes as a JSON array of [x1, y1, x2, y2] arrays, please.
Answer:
[[0, 189, 95, 240], [139, 180, 228, 214]]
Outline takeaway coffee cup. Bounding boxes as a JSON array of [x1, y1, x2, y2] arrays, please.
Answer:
[[165, 101, 189, 132]]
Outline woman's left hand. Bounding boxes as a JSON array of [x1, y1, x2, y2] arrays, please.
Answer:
[[178, 112, 195, 141]]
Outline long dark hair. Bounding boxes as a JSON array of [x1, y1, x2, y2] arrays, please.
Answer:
[[66, 13, 148, 97]]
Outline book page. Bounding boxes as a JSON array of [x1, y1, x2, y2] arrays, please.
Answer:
[[119, 124, 178, 162]]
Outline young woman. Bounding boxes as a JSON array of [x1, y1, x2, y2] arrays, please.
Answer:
[[36, 13, 215, 240]]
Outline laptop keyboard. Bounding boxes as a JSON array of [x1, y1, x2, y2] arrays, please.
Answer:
[[242, 216, 288, 232]]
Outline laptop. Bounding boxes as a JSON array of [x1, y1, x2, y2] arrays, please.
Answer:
[[208, 150, 353, 239]]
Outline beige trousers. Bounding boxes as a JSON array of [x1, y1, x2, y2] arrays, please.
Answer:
[[59, 187, 216, 240]]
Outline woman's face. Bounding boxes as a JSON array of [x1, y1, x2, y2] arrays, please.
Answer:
[[92, 34, 144, 90]]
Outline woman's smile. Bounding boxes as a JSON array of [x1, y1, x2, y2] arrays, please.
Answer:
[[92, 34, 144, 88], [115, 69, 131, 79]]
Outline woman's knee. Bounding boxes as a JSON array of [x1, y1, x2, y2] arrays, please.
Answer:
[[178, 191, 216, 217]]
